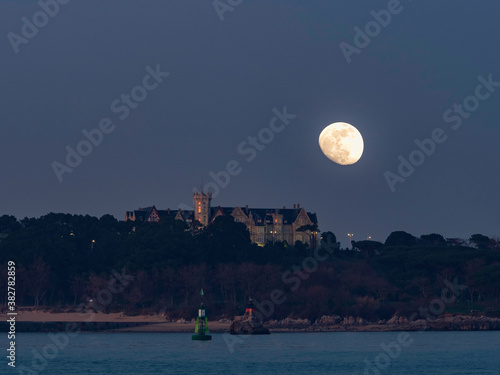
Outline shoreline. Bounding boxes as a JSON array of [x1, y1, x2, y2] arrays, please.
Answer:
[[1, 311, 499, 333]]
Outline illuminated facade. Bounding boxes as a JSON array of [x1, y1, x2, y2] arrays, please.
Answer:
[[125, 192, 319, 247]]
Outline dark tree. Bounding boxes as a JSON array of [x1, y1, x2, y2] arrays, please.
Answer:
[[446, 237, 466, 247], [199, 215, 252, 263], [0, 215, 20, 234], [469, 234, 490, 249], [420, 233, 446, 246], [354, 240, 384, 254], [320, 231, 338, 250], [385, 231, 416, 247]]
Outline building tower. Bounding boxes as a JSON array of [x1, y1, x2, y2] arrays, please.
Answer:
[[193, 190, 212, 226]]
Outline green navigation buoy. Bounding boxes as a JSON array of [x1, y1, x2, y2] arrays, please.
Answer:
[[192, 289, 212, 341]]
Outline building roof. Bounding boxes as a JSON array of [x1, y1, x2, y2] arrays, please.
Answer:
[[211, 207, 318, 226], [128, 205, 317, 226]]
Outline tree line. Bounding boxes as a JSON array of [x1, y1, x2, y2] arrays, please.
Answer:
[[0, 213, 499, 321]]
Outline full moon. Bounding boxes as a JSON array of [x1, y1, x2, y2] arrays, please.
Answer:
[[318, 122, 364, 165]]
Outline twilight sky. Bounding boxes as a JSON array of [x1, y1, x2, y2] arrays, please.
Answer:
[[1, 0, 499, 246]]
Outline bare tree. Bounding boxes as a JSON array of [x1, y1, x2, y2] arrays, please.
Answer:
[[26, 256, 51, 308], [410, 276, 431, 298], [70, 275, 87, 306], [463, 258, 485, 304]]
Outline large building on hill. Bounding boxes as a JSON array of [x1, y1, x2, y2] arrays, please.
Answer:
[[125, 191, 319, 247]]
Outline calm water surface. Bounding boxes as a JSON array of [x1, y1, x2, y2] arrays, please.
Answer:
[[11, 331, 500, 374]]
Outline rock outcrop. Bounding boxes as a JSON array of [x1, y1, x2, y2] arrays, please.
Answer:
[[229, 297, 270, 335], [230, 315, 270, 334], [260, 314, 500, 332]]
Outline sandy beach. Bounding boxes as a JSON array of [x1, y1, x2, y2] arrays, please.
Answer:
[[1, 310, 231, 333], [11, 310, 168, 323], [3, 310, 500, 333]]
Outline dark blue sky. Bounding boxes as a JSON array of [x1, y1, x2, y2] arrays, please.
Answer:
[[1, 0, 499, 246]]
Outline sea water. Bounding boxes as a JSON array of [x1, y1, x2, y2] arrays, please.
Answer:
[[10, 331, 500, 374]]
